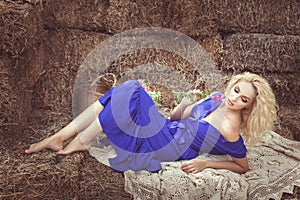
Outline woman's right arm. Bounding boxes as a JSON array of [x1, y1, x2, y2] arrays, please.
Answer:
[[170, 101, 188, 121], [170, 96, 202, 121]]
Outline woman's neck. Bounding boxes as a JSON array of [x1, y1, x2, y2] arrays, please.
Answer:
[[219, 104, 242, 120]]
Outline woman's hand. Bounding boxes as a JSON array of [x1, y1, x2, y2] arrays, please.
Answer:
[[180, 89, 202, 106], [180, 96, 193, 107], [181, 157, 249, 174], [171, 89, 203, 121], [180, 160, 208, 174]]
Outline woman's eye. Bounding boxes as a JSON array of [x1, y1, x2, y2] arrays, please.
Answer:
[[242, 98, 248, 103], [234, 87, 239, 93]]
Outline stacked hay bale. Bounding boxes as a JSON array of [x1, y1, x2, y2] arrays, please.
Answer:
[[23, 13, 131, 200], [213, 0, 300, 35], [29, 29, 109, 115], [104, 0, 167, 34], [41, 0, 108, 31], [0, 0, 129, 199], [0, 1, 79, 199], [0, 147, 83, 199], [0, 0, 43, 142]]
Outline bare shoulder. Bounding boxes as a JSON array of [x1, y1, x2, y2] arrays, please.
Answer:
[[221, 119, 241, 142]]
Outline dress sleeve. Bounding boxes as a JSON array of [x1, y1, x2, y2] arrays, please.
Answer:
[[190, 92, 225, 119], [210, 135, 247, 158], [225, 138, 247, 158], [98, 87, 114, 106]]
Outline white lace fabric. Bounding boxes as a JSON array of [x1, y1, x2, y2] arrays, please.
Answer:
[[89, 131, 300, 200]]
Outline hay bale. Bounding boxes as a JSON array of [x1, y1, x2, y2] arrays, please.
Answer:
[[164, 0, 217, 38], [164, 0, 300, 36], [0, 1, 42, 57], [2, 110, 81, 199], [0, 43, 44, 140], [0, 146, 83, 199], [24, 106, 129, 199], [78, 153, 132, 200], [265, 73, 300, 106], [196, 34, 223, 66], [31, 67, 73, 114], [104, 0, 217, 38], [38, 0, 300, 38], [30, 29, 109, 114], [41, 29, 109, 72], [0, 0, 45, 139], [104, 0, 166, 34], [22, 110, 131, 199], [12, 31, 47, 136], [275, 105, 300, 141], [221, 34, 300, 73], [84, 47, 196, 110], [159, 0, 299, 37], [22, 89, 131, 200], [73, 29, 224, 111], [107, 48, 197, 85], [214, 0, 300, 36], [105, 48, 222, 109], [41, 0, 108, 31]]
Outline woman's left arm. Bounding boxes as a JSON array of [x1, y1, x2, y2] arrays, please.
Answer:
[[180, 156, 249, 174]]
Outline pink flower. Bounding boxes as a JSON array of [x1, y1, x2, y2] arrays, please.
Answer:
[[213, 93, 223, 102], [143, 86, 150, 92], [137, 79, 144, 84]]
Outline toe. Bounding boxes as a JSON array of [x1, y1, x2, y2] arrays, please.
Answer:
[[56, 150, 66, 155]]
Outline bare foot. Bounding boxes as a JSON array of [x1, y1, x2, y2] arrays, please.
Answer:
[[56, 136, 89, 155], [25, 135, 64, 154]]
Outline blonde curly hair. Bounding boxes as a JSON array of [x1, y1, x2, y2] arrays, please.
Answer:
[[225, 72, 277, 145]]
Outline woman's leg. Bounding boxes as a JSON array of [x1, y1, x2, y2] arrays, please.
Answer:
[[25, 100, 103, 154], [57, 116, 103, 155]]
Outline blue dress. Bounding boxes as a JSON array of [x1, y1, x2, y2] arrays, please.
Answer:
[[98, 80, 247, 172]]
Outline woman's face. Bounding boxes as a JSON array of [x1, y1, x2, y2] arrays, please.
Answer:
[[225, 80, 257, 111]]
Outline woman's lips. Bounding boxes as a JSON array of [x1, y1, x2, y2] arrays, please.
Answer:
[[227, 99, 234, 106]]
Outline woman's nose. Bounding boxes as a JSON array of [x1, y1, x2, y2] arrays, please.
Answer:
[[231, 95, 238, 102]]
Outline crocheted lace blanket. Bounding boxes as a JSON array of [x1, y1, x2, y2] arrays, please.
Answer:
[[89, 131, 300, 200]]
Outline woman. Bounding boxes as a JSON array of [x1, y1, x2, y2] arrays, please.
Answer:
[[25, 72, 277, 174]]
